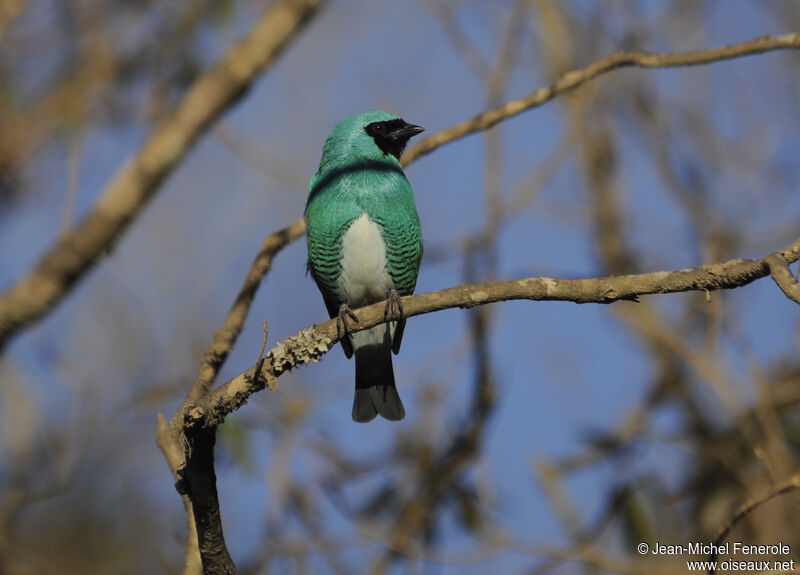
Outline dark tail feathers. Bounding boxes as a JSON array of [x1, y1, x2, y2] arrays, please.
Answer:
[[352, 343, 405, 422]]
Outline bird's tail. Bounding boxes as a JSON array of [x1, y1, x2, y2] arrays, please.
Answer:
[[352, 341, 405, 422]]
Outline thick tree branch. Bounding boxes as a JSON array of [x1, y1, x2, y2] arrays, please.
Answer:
[[174, 238, 800, 433], [0, 0, 324, 351], [176, 426, 235, 575], [156, 415, 203, 575]]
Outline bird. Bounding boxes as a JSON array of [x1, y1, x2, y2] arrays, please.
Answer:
[[305, 111, 424, 422]]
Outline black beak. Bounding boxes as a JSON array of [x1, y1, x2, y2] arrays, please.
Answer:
[[388, 122, 425, 141]]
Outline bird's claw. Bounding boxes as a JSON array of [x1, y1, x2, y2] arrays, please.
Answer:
[[337, 303, 359, 339], [384, 289, 404, 322]]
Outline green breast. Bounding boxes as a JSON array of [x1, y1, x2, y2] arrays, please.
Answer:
[[305, 161, 422, 303]]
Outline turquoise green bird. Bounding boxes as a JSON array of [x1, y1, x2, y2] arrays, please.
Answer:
[[305, 111, 424, 422]]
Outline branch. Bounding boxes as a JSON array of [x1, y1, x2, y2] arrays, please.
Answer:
[[766, 254, 800, 305], [188, 219, 306, 401], [156, 415, 203, 575], [176, 426, 235, 575], [0, 0, 324, 351], [708, 473, 800, 575], [402, 33, 800, 165], [174, 238, 800, 432]]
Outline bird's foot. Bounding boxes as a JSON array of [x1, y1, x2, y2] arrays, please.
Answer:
[[337, 303, 359, 339], [384, 289, 404, 322]]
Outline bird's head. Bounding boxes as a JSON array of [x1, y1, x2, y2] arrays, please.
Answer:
[[320, 111, 424, 166]]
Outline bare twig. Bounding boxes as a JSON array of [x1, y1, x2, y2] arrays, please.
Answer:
[[0, 0, 324, 351], [188, 218, 305, 401], [402, 33, 800, 165], [708, 473, 800, 575], [256, 321, 269, 365]]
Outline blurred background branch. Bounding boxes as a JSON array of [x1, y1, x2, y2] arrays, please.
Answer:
[[2, 1, 800, 574], [0, 0, 324, 351]]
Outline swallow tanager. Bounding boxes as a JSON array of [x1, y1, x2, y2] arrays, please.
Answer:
[[305, 111, 424, 422]]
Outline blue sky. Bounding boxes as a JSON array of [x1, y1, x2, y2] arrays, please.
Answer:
[[1, 1, 799, 573]]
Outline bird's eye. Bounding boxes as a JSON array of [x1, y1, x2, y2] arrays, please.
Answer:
[[373, 123, 384, 133]]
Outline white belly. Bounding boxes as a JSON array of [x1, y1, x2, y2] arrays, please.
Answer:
[[339, 213, 393, 306], [339, 213, 395, 348]]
